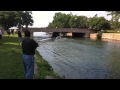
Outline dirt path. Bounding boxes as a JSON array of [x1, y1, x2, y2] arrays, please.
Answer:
[[34, 63, 39, 78]]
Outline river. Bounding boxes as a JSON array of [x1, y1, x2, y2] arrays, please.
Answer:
[[34, 37, 120, 79]]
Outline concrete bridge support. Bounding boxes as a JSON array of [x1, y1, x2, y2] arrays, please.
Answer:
[[84, 33, 90, 38]]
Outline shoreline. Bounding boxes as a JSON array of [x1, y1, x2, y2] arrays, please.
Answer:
[[34, 50, 61, 79]]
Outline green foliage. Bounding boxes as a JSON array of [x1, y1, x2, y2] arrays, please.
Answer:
[[48, 12, 71, 28], [35, 51, 61, 79], [106, 29, 120, 33], [21, 11, 34, 28], [0, 34, 24, 79], [97, 31, 102, 39], [0, 11, 20, 30], [88, 16, 111, 31], [69, 16, 78, 28], [77, 16, 88, 28], [106, 11, 120, 30], [0, 11, 34, 30], [112, 21, 120, 30], [48, 12, 110, 31], [48, 12, 89, 29]]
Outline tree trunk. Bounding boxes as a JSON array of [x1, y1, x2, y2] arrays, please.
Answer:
[[26, 25, 28, 29]]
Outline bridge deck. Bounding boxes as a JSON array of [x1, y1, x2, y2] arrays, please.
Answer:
[[27, 28, 96, 33]]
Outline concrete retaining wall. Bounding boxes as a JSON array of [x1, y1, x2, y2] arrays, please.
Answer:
[[102, 33, 120, 40], [90, 33, 98, 39], [66, 33, 72, 36]]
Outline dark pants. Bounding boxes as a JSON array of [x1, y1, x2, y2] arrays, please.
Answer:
[[22, 54, 34, 79], [0, 35, 2, 39]]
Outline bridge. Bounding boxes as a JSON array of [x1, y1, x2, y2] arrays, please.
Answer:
[[25, 28, 96, 37]]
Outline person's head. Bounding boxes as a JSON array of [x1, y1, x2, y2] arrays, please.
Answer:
[[24, 30, 31, 37]]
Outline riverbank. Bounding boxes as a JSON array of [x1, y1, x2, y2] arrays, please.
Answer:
[[0, 34, 61, 79]]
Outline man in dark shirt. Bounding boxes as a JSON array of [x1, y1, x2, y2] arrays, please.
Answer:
[[22, 30, 38, 79]]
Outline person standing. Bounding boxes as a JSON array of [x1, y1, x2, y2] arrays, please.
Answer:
[[22, 29, 38, 79], [0, 29, 2, 39], [17, 29, 22, 46], [7, 29, 11, 38]]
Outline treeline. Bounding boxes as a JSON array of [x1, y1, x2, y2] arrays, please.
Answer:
[[0, 11, 33, 30], [48, 11, 120, 32], [107, 11, 120, 30]]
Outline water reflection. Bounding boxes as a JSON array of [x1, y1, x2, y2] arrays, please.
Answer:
[[35, 37, 120, 79]]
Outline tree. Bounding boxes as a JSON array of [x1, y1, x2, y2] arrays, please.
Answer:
[[69, 16, 78, 28], [77, 16, 88, 28], [21, 11, 34, 28], [48, 12, 71, 28], [69, 15, 88, 28], [0, 11, 34, 30], [49, 12, 89, 29], [0, 11, 21, 30], [88, 16, 111, 31], [106, 11, 120, 30]]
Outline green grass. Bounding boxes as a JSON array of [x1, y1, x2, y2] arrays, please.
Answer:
[[35, 51, 61, 79], [0, 34, 24, 79], [106, 30, 120, 33], [0, 34, 61, 79]]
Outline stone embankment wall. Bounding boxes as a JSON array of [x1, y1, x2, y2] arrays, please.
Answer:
[[90, 33, 98, 39], [66, 33, 72, 36], [90, 33, 120, 40], [102, 33, 120, 40]]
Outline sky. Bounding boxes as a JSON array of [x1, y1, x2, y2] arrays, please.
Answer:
[[31, 11, 112, 28]]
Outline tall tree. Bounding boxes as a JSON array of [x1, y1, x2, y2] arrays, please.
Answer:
[[69, 16, 78, 28], [21, 11, 34, 28], [0, 11, 20, 30], [106, 11, 120, 30], [88, 16, 111, 31], [77, 16, 88, 28], [48, 12, 71, 28], [0, 11, 34, 30]]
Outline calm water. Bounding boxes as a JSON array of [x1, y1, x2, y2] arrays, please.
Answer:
[[34, 37, 120, 79]]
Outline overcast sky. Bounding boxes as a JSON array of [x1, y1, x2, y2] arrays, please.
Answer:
[[32, 11, 111, 27]]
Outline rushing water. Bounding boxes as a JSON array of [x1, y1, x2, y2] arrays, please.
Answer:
[[34, 37, 120, 79]]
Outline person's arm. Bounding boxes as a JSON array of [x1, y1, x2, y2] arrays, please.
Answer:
[[32, 40, 39, 49], [34, 41, 39, 48]]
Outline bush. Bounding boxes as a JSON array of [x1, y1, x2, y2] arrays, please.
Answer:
[[97, 31, 102, 39]]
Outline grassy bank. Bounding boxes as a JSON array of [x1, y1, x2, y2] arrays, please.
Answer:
[[34, 51, 60, 79], [106, 30, 120, 33], [0, 34, 60, 79]]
